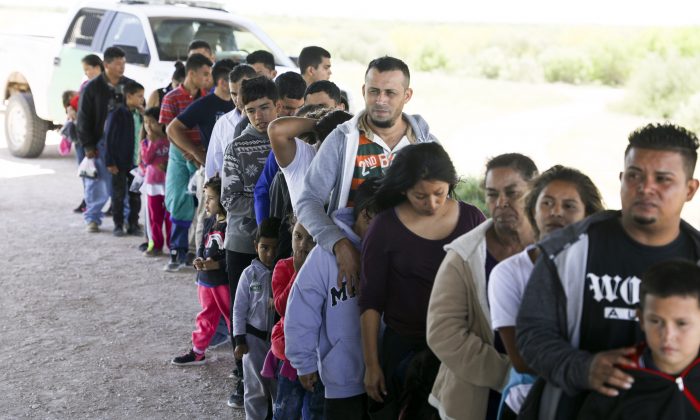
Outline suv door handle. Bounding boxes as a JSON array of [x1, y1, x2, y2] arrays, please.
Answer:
[[53, 57, 61, 66]]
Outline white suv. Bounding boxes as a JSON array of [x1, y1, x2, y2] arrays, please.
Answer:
[[0, 0, 296, 157]]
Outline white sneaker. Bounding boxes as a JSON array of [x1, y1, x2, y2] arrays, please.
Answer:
[[86, 222, 99, 233]]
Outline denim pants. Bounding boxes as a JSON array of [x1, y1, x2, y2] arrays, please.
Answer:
[[169, 217, 191, 260], [273, 363, 325, 420], [83, 140, 110, 225]]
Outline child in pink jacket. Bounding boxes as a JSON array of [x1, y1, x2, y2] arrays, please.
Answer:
[[140, 107, 170, 256]]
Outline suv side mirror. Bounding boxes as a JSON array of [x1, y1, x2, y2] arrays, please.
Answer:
[[115, 44, 150, 66]]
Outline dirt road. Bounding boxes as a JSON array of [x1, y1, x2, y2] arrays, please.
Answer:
[[0, 130, 244, 418]]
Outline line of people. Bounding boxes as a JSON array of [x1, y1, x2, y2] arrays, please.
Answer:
[[67, 38, 700, 420]]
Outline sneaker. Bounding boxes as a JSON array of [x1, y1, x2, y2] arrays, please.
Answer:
[[164, 250, 185, 272], [185, 251, 196, 266], [227, 391, 244, 408], [138, 242, 149, 252], [113, 226, 125, 237], [86, 222, 99, 233], [127, 224, 143, 236], [171, 349, 206, 366], [143, 248, 163, 257], [73, 199, 86, 214]]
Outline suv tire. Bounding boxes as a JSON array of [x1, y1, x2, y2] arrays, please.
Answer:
[[5, 92, 48, 158]]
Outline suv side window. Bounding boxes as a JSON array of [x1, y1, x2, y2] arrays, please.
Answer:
[[63, 8, 105, 49], [103, 12, 150, 66]]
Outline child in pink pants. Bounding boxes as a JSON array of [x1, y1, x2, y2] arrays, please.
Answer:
[[172, 175, 230, 365], [140, 107, 171, 256]]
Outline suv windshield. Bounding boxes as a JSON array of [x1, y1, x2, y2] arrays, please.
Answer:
[[150, 18, 269, 62]]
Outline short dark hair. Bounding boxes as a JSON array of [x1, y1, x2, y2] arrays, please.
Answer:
[[62, 90, 76, 108], [485, 153, 538, 182], [275, 72, 307, 100], [188, 39, 212, 54], [625, 123, 699, 179], [365, 56, 410, 86], [215, 58, 238, 69], [143, 106, 161, 121], [81, 54, 104, 72], [185, 53, 213, 73], [103, 46, 126, 63], [246, 50, 275, 71], [229, 64, 257, 84], [203, 175, 225, 216], [124, 80, 145, 96], [172, 61, 186, 82], [525, 165, 605, 238], [299, 46, 331, 74], [315, 110, 353, 142], [240, 76, 279, 106], [212, 62, 232, 85], [353, 178, 381, 221], [305, 80, 341, 105], [640, 260, 700, 309], [374, 142, 458, 212], [256, 217, 282, 242]]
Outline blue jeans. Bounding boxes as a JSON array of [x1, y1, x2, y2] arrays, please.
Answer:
[[170, 216, 191, 260], [273, 365, 325, 420], [83, 140, 110, 225]]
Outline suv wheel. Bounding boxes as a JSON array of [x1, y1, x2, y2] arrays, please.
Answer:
[[5, 92, 48, 158]]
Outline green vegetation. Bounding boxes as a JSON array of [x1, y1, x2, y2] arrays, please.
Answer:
[[255, 16, 700, 123], [454, 177, 488, 216]]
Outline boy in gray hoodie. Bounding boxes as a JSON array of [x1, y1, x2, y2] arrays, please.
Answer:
[[222, 76, 280, 408], [285, 179, 380, 419], [232, 217, 281, 419]]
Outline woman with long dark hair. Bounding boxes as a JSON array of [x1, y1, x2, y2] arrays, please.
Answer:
[[359, 142, 485, 418]]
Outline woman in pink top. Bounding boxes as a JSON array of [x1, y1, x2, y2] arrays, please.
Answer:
[[140, 107, 171, 256]]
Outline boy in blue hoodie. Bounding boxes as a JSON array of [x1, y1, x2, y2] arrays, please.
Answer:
[[105, 80, 144, 236], [232, 217, 281, 418], [285, 179, 380, 420]]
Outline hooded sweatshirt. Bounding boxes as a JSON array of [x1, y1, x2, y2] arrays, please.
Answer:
[[296, 112, 438, 253], [577, 343, 700, 420], [221, 124, 271, 253], [232, 258, 275, 346], [284, 208, 365, 399]]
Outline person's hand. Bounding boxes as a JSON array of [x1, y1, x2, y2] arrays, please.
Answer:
[[299, 371, 318, 392], [107, 165, 119, 175], [192, 257, 204, 271], [85, 148, 97, 159], [194, 149, 206, 166], [234, 344, 248, 360], [364, 363, 387, 403], [333, 238, 360, 297], [588, 347, 636, 397]]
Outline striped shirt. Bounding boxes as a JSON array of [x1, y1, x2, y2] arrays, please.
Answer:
[[348, 132, 410, 206], [158, 84, 206, 145]]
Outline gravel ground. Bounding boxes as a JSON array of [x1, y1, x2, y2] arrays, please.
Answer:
[[0, 136, 246, 419]]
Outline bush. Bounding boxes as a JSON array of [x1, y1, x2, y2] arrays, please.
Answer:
[[475, 47, 508, 79], [540, 48, 592, 84], [414, 45, 450, 72], [587, 44, 633, 86], [622, 53, 700, 118], [454, 177, 488, 216]]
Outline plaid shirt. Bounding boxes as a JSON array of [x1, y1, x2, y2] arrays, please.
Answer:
[[158, 84, 206, 145]]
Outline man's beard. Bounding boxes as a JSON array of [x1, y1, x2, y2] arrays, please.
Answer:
[[369, 115, 396, 129]]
